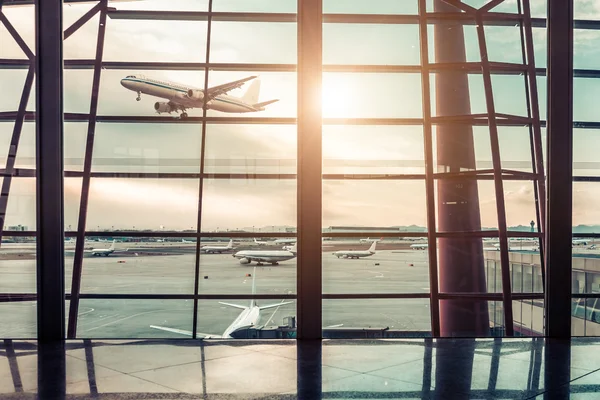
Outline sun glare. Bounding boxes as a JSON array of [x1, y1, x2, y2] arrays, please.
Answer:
[[322, 76, 353, 117]]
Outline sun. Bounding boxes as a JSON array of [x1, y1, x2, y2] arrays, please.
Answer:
[[322, 74, 353, 118]]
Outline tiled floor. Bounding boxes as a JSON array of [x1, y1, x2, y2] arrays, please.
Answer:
[[0, 338, 598, 399]]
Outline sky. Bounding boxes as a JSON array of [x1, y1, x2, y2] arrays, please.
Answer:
[[1, 0, 600, 231]]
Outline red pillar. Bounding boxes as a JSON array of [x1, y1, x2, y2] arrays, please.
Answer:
[[434, 0, 490, 336]]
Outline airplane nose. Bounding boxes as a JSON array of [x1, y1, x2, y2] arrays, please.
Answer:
[[120, 79, 131, 89]]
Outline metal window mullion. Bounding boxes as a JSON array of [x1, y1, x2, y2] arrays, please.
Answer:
[[521, 0, 547, 292], [474, 13, 514, 336], [418, 0, 440, 338], [35, 0, 65, 341], [67, 1, 108, 338], [192, 0, 213, 340], [297, 0, 322, 340], [545, 0, 573, 338]]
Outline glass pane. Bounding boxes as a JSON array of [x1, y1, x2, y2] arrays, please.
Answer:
[[325, 0, 418, 14], [322, 299, 432, 337], [324, 237, 430, 294], [323, 73, 422, 118], [324, 24, 420, 65], [572, 297, 600, 336], [197, 298, 296, 339], [323, 125, 424, 175], [64, 236, 196, 295], [0, 302, 36, 338], [72, 299, 193, 338], [214, 0, 296, 13], [210, 22, 296, 64], [204, 124, 296, 175], [103, 20, 208, 62], [323, 180, 427, 228]]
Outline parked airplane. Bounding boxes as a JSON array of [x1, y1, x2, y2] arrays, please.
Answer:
[[359, 237, 383, 243], [274, 238, 297, 245], [233, 243, 297, 266], [88, 240, 116, 257], [150, 268, 293, 338], [410, 243, 428, 250], [573, 239, 589, 246], [333, 241, 377, 259], [253, 238, 269, 246], [120, 75, 278, 118], [201, 239, 234, 254]]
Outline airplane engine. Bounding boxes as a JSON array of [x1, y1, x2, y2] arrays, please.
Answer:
[[187, 89, 204, 101], [154, 102, 173, 113], [239, 258, 251, 265]]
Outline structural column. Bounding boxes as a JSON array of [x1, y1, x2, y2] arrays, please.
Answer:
[[545, 0, 573, 338], [297, 0, 322, 340], [35, 0, 65, 341], [434, 0, 489, 336]]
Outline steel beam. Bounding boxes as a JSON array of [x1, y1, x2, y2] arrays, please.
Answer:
[[67, 1, 108, 338], [474, 12, 514, 336], [192, 0, 213, 340], [297, 0, 322, 340], [545, 0, 573, 338], [418, 0, 441, 338], [63, 1, 102, 40], [35, 0, 65, 341]]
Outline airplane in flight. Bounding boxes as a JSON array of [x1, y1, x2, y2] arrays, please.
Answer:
[[88, 240, 116, 257], [150, 268, 294, 338], [233, 243, 297, 266], [120, 75, 278, 118], [333, 241, 377, 259], [201, 239, 234, 254]]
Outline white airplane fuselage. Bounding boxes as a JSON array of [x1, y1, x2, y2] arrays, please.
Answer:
[[120, 77, 260, 113], [233, 250, 296, 265], [334, 250, 375, 259], [201, 240, 234, 254], [222, 306, 261, 338]]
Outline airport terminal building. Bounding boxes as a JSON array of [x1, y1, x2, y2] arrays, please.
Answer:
[[0, 0, 599, 397]]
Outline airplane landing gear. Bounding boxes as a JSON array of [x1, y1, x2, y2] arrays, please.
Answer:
[[256, 262, 263, 266], [270, 262, 279, 266], [136, 92, 141, 101]]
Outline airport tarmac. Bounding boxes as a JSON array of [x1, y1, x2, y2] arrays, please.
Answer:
[[0, 245, 435, 338]]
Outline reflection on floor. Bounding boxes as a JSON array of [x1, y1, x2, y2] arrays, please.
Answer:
[[0, 338, 598, 399]]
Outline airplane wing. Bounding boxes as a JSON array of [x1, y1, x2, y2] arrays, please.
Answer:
[[218, 302, 248, 310], [259, 300, 295, 311], [205, 76, 257, 100], [149, 325, 222, 339]]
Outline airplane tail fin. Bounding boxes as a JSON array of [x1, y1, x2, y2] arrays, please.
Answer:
[[369, 240, 377, 253], [109, 240, 116, 251], [250, 267, 257, 307], [242, 79, 261, 105], [253, 99, 279, 110], [227, 239, 233, 248]]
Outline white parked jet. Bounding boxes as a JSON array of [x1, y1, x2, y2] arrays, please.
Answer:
[[150, 268, 293, 338], [88, 240, 116, 257], [274, 238, 297, 245], [253, 238, 269, 246], [233, 243, 297, 266], [334, 241, 377, 259], [201, 239, 234, 254], [359, 237, 383, 243], [120, 75, 278, 118]]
